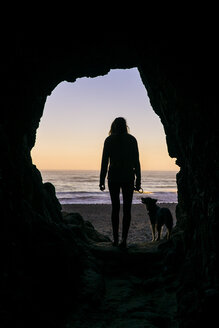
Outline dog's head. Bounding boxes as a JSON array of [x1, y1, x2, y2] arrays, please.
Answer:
[[141, 197, 157, 211]]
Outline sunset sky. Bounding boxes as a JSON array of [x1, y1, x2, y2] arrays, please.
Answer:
[[31, 68, 178, 171]]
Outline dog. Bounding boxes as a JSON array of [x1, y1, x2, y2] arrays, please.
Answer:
[[141, 197, 173, 241]]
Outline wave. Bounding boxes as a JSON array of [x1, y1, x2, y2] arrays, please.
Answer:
[[56, 191, 177, 204], [42, 170, 178, 204]]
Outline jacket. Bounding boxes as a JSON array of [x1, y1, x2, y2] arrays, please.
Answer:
[[100, 133, 141, 185]]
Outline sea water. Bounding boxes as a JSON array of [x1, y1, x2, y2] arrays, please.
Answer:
[[40, 170, 178, 204]]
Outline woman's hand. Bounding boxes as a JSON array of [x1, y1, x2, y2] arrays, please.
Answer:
[[134, 183, 141, 192], [99, 184, 105, 191]]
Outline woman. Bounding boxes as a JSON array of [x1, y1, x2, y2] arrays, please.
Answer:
[[99, 117, 141, 248]]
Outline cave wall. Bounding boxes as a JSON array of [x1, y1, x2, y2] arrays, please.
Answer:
[[1, 33, 218, 326], [137, 41, 219, 324]]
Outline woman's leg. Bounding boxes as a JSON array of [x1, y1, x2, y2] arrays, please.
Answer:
[[108, 181, 120, 245], [121, 181, 134, 246]]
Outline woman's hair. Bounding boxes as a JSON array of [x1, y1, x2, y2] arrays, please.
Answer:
[[109, 117, 129, 135]]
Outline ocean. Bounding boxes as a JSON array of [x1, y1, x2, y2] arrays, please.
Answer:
[[40, 170, 178, 204]]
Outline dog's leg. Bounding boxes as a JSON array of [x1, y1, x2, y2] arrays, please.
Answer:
[[166, 227, 172, 240], [156, 224, 161, 241], [160, 226, 164, 238], [151, 224, 156, 242]]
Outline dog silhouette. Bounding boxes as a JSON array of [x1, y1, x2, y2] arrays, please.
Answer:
[[141, 197, 173, 241]]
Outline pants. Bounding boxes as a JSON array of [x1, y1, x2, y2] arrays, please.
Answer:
[[108, 180, 134, 242]]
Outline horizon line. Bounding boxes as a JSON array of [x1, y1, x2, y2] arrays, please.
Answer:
[[39, 168, 178, 172]]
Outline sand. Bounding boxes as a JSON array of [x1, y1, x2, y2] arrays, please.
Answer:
[[62, 203, 177, 244]]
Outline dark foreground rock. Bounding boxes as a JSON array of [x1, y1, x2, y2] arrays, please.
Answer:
[[62, 211, 111, 243], [0, 210, 109, 328], [62, 212, 180, 327], [65, 227, 184, 328]]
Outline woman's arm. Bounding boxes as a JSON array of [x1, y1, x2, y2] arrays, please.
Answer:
[[134, 139, 141, 190], [99, 139, 109, 190]]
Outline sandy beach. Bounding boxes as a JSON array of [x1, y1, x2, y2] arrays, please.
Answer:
[[62, 203, 177, 244]]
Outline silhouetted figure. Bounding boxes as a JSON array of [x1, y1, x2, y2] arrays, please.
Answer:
[[141, 197, 173, 241], [99, 117, 141, 248]]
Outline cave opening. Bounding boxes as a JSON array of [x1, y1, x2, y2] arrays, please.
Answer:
[[31, 67, 178, 243], [32, 68, 177, 171]]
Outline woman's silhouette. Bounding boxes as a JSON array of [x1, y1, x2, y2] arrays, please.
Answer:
[[99, 117, 141, 248]]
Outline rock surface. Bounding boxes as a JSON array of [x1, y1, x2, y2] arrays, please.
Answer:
[[1, 31, 218, 327], [67, 239, 180, 328]]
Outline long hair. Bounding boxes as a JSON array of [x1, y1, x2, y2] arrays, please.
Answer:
[[109, 117, 129, 135]]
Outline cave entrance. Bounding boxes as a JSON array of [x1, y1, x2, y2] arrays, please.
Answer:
[[31, 68, 178, 242]]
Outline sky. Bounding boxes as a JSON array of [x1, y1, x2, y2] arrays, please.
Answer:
[[31, 68, 178, 171]]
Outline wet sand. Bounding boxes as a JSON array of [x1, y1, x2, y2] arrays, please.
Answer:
[[62, 203, 177, 244]]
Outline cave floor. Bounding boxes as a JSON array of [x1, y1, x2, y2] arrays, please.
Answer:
[[66, 242, 179, 328]]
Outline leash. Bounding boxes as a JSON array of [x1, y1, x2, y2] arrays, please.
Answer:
[[134, 187, 152, 194]]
